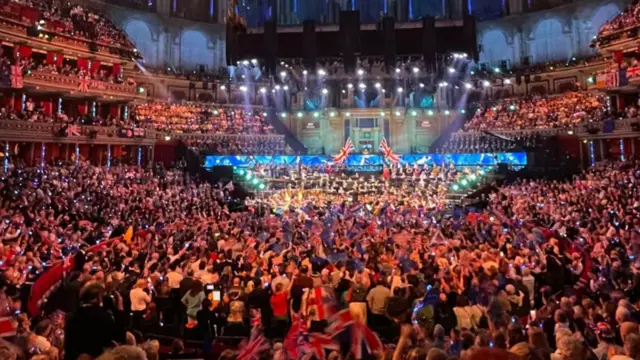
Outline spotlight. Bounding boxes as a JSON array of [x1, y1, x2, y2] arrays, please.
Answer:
[[504, 79, 511, 84], [509, 105, 516, 111], [238, 169, 245, 176], [395, 68, 401, 73], [382, 89, 386, 93], [259, 87, 266, 93], [313, 112, 319, 118], [281, 112, 287, 117], [280, 71, 287, 77], [164, 135, 171, 141], [469, 174, 477, 181], [452, 184, 460, 191], [482, 80, 491, 87], [357, 69, 364, 76], [258, 183, 266, 190], [411, 111, 417, 116], [394, 111, 401, 116], [251, 59, 257, 64], [220, 85, 226, 90], [464, 83, 473, 89], [242, 60, 249, 65], [461, 109, 466, 114], [342, 90, 346, 94], [297, 112, 303, 118], [322, 88, 328, 94], [358, 83, 366, 89], [444, 110, 450, 115], [448, 67, 455, 73], [419, 83, 425, 88], [397, 87, 403, 93], [413, 67, 419, 73], [240, 86, 247, 92], [347, 83, 353, 89], [427, 110, 434, 116], [380, 112, 385, 116], [283, 85, 289, 90], [303, 70, 308, 75], [251, 178, 259, 185], [461, 178, 468, 186], [345, 112, 351, 117], [493, 68, 501, 73], [375, 83, 381, 89], [262, 112, 268, 116], [275, 85, 281, 90], [318, 69, 326, 76], [329, 112, 336, 117]]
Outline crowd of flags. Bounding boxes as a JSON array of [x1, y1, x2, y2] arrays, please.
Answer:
[[332, 137, 399, 165]]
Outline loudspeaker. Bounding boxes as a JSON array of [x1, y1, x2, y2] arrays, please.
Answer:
[[463, 14, 478, 62], [199, 65, 205, 73], [211, 165, 234, 182], [303, 20, 316, 70], [421, 16, 436, 72], [382, 16, 396, 71], [339, 11, 360, 73], [264, 20, 278, 76]]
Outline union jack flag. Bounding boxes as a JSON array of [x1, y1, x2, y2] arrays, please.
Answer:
[[237, 334, 269, 360], [284, 313, 308, 359], [333, 137, 354, 164], [10, 65, 22, 89], [66, 125, 81, 136], [250, 310, 262, 328], [305, 286, 335, 320], [327, 309, 383, 359], [379, 137, 400, 164], [301, 333, 340, 360], [77, 77, 89, 92]]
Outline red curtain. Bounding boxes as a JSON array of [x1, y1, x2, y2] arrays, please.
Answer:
[[110, 104, 121, 119], [614, 50, 624, 65], [77, 103, 87, 115], [77, 58, 89, 71], [55, 53, 63, 67], [41, 100, 52, 115], [90, 60, 101, 74], [13, 94, 23, 113], [46, 51, 55, 65], [18, 45, 32, 59], [20, 7, 40, 23], [112, 63, 121, 77]]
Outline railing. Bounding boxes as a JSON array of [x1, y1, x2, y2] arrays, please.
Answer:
[[26, 71, 139, 97], [593, 23, 640, 49], [163, 132, 285, 142]]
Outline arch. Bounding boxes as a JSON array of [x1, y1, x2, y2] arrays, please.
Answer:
[[479, 29, 512, 66], [180, 30, 212, 72], [584, 3, 622, 52], [123, 20, 157, 66], [529, 18, 570, 64]]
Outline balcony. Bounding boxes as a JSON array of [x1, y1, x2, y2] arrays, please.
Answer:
[[23, 71, 144, 100]]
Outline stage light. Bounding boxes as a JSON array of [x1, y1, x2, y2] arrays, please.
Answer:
[[427, 110, 434, 116], [357, 69, 364, 75], [395, 68, 401, 73], [375, 83, 381, 89], [469, 174, 477, 181], [240, 86, 247, 92], [330, 112, 336, 117], [413, 67, 419, 73], [164, 135, 171, 141], [411, 110, 417, 116], [394, 111, 401, 116], [347, 83, 353, 89], [318, 69, 326, 76], [259, 87, 266, 93], [587, 76, 595, 84], [242, 60, 249, 65], [220, 85, 226, 90], [460, 178, 468, 186], [280, 71, 287, 77], [509, 105, 516, 111], [397, 87, 403, 93], [251, 178, 259, 185], [275, 85, 281, 90], [297, 112, 303, 118], [452, 184, 460, 191], [463, 83, 472, 89], [504, 79, 511, 84], [283, 85, 289, 90], [461, 109, 466, 114], [246, 172, 252, 180], [258, 183, 266, 190], [567, 130, 574, 135], [342, 90, 346, 94], [345, 112, 351, 117], [251, 59, 257, 64], [322, 88, 329, 94], [482, 80, 491, 87], [382, 89, 386, 93], [281, 112, 287, 117], [262, 112, 267, 116], [448, 67, 455, 73], [444, 110, 450, 115], [478, 169, 485, 176], [494, 68, 501, 73], [238, 169, 245, 176], [303, 70, 308, 75], [380, 112, 386, 116], [313, 112, 319, 118], [213, 110, 219, 115], [358, 83, 366, 89], [419, 83, 425, 88]]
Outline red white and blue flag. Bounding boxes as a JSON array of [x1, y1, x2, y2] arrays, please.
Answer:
[[333, 137, 355, 164], [327, 309, 383, 359], [237, 334, 269, 360], [379, 137, 400, 164], [306, 286, 336, 320]]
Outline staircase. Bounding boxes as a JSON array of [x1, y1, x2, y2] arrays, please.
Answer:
[[428, 107, 475, 153], [266, 108, 307, 154]]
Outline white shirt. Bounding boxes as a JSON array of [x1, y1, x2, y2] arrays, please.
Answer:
[[130, 287, 151, 311], [166, 271, 184, 289]]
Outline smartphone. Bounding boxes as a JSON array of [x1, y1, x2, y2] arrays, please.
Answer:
[[212, 290, 221, 301], [205, 284, 215, 291]]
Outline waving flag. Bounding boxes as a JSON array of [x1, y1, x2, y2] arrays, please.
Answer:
[[351, 320, 383, 359], [379, 137, 400, 164], [284, 313, 308, 358], [77, 77, 89, 92], [305, 286, 335, 320], [333, 137, 355, 164], [302, 333, 340, 360], [66, 125, 81, 136], [237, 335, 269, 360], [10, 65, 23, 89]]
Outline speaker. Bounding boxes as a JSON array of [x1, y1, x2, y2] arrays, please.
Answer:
[[211, 165, 234, 182], [382, 16, 396, 71], [339, 11, 360, 74], [264, 20, 278, 76], [463, 14, 478, 62], [302, 20, 317, 70], [421, 16, 436, 72], [198, 65, 205, 73]]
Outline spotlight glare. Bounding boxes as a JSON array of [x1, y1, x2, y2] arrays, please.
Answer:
[[413, 67, 419, 73], [375, 82, 381, 89], [411, 111, 417, 116], [397, 87, 403, 93], [283, 85, 289, 90], [448, 67, 455, 73], [220, 85, 226, 90], [380, 112, 385, 116], [394, 111, 401, 116], [395, 68, 401, 73], [313, 112, 319, 118], [281, 112, 287, 117], [357, 69, 364, 75], [329, 112, 336, 117], [251, 58, 257, 64], [275, 85, 281, 90], [419, 83, 425, 88], [262, 112, 267, 116], [358, 83, 366, 89], [345, 112, 351, 117], [347, 83, 353, 89], [322, 88, 329, 94], [280, 71, 287, 77], [297, 112, 303, 118], [494, 68, 501, 73], [240, 86, 247, 92], [444, 110, 450, 115], [504, 79, 512, 84], [303, 70, 308, 75], [318, 69, 326, 76], [242, 60, 249, 65], [427, 110, 434, 116], [464, 83, 473, 89], [259, 87, 266, 93], [482, 80, 491, 88]]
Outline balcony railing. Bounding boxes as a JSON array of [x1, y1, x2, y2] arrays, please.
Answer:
[[25, 71, 141, 99]]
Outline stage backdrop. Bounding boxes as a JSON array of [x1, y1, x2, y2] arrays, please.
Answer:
[[203, 152, 527, 168]]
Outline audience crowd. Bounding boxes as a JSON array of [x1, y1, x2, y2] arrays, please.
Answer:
[[597, 1, 640, 41], [0, 157, 637, 360]]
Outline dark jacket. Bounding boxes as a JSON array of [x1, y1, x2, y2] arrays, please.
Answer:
[[64, 304, 125, 360]]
